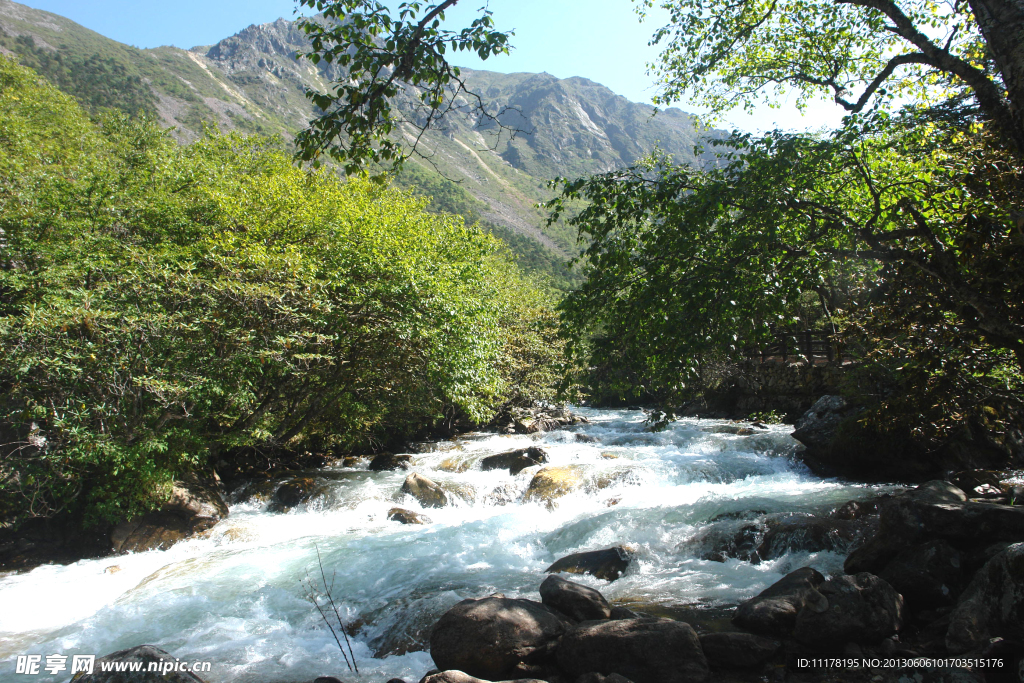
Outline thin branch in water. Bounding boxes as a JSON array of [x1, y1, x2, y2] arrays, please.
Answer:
[[303, 543, 359, 673]]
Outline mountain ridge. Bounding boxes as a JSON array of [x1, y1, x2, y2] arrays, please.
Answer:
[[0, 0, 720, 284]]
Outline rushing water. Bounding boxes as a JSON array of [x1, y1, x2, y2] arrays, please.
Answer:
[[0, 408, 895, 682]]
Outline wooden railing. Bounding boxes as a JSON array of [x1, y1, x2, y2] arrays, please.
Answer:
[[745, 329, 840, 364]]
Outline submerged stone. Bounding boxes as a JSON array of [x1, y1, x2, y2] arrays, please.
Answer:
[[546, 546, 635, 582]]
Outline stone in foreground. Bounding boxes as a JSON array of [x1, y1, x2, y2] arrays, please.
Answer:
[[946, 542, 1024, 653], [69, 645, 207, 682], [539, 574, 611, 622], [733, 566, 826, 636], [401, 473, 448, 508], [557, 617, 709, 683], [546, 546, 634, 582], [698, 632, 781, 669], [792, 572, 905, 647], [429, 595, 570, 680]]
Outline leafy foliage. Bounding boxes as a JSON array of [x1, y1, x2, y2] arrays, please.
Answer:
[[0, 57, 558, 526], [294, 0, 515, 174]]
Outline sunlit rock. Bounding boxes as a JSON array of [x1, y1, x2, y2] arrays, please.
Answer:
[[401, 472, 448, 508]]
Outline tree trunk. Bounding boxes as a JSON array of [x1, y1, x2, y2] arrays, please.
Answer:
[[969, 0, 1024, 156]]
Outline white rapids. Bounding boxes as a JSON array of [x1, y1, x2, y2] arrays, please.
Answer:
[[0, 408, 895, 682]]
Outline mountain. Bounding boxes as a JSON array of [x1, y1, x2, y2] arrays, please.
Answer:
[[0, 0, 719, 286]]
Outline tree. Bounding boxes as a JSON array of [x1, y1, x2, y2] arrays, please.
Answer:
[[293, 0, 516, 174]]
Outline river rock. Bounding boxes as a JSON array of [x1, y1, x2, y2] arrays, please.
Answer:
[[111, 472, 229, 554], [698, 632, 781, 668], [546, 546, 635, 581], [680, 518, 766, 563], [388, 507, 431, 524], [480, 447, 549, 475], [608, 606, 639, 620], [369, 452, 412, 471], [733, 566, 827, 636], [70, 645, 207, 682], [791, 394, 855, 451], [792, 573, 905, 647], [429, 595, 570, 680], [523, 466, 583, 507], [401, 473, 448, 508], [946, 542, 1024, 653], [879, 540, 962, 610], [755, 514, 860, 560], [556, 617, 709, 683], [539, 574, 611, 622], [270, 476, 319, 511]]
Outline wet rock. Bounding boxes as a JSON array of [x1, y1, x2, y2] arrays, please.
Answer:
[[946, 542, 1024, 653], [111, 472, 229, 554], [523, 466, 583, 507], [949, 470, 1009, 499], [539, 574, 611, 622], [369, 452, 412, 471], [420, 672, 546, 683], [70, 645, 207, 682], [755, 514, 860, 560], [879, 540, 962, 610], [733, 566, 827, 636], [831, 495, 888, 521], [574, 433, 598, 443], [680, 518, 766, 564], [557, 617, 709, 683], [792, 573, 905, 648], [271, 477, 318, 510], [546, 546, 635, 582], [480, 447, 549, 475], [388, 507, 431, 525], [698, 632, 781, 669], [315, 678, 345, 683], [429, 595, 570, 680], [401, 473, 449, 508]]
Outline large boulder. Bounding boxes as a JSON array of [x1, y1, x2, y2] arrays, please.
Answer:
[[429, 595, 570, 680], [698, 632, 781, 669], [792, 573, 905, 647], [69, 645, 207, 682], [556, 618, 709, 683], [523, 467, 584, 507], [732, 567, 827, 636], [879, 540, 963, 610], [480, 447, 549, 475], [401, 473, 449, 508], [539, 574, 611, 622], [111, 472, 229, 554], [946, 542, 1024, 653], [369, 452, 413, 471], [755, 514, 861, 560], [546, 546, 635, 582], [791, 395, 856, 452], [269, 476, 322, 512]]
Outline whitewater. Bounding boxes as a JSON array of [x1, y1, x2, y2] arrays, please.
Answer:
[[0, 408, 894, 682]]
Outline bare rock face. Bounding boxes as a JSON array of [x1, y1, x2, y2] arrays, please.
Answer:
[[480, 447, 549, 475], [388, 507, 431, 524], [698, 632, 782, 669], [732, 567, 827, 636], [429, 595, 571, 680], [523, 467, 584, 507], [111, 472, 229, 554], [792, 573, 905, 648], [946, 542, 1024, 653], [539, 574, 611, 622], [556, 618, 709, 683], [69, 645, 207, 682], [401, 473, 449, 508], [546, 546, 635, 582]]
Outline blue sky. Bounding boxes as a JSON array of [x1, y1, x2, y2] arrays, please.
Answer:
[[17, 0, 844, 132]]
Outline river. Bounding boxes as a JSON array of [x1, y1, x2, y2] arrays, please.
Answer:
[[0, 408, 894, 682]]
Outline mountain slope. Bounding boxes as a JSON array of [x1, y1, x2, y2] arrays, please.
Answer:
[[0, 0, 720, 284]]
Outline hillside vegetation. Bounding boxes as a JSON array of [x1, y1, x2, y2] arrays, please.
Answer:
[[0, 57, 561, 526]]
